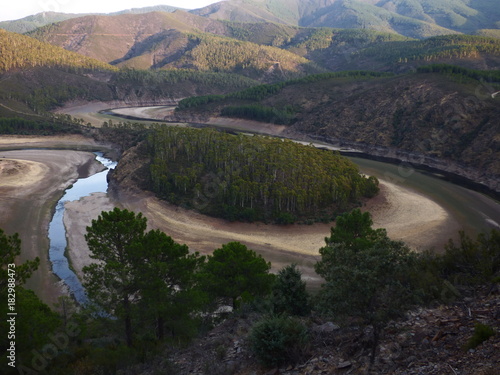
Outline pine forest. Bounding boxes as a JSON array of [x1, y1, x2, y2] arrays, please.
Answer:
[[148, 127, 379, 223]]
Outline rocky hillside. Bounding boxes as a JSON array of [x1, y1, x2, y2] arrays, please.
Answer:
[[120, 284, 500, 375]]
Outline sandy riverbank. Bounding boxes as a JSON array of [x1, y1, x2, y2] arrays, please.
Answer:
[[0, 136, 109, 304], [62, 176, 457, 290]]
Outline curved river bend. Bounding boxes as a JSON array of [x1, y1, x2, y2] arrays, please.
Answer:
[[102, 106, 500, 237], [48, 153, 116, 304], [48, 107, 500, 303]]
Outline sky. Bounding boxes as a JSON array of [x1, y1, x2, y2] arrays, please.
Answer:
[[0, 0, 221, 22]]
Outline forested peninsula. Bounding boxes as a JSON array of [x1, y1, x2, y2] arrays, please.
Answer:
[[146, 127, 379, 223]]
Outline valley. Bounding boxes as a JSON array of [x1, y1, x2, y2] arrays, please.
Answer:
[[1, 1, 499, 373], [2, 105, 500, 305]]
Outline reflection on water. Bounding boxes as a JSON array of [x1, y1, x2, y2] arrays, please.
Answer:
[[48, 153, 116, 304]]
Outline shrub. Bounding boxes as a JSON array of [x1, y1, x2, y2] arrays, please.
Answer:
[[466, 323, 496, 350], [271, 264, 311, 316], [249, 316, 309, 368]]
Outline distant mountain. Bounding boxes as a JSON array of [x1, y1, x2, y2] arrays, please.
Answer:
[[0, 6, 182, 34], [0, 12, 92, 34], [3, 0, 499, 38], [193, 0, 500, 38], [28, 10, 500, 75], [110, 5, 184, 15], [27, 11, 326, 82]]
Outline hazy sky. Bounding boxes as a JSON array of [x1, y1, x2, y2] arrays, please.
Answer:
[[0, 0, 221, 22]]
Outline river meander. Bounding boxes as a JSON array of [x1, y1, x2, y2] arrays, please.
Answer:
[[100, 105, 500, 238]]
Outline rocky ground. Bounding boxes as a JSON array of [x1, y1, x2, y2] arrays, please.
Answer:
[[121, 285, 499, 375]]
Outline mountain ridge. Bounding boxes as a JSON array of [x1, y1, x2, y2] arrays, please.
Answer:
[[3, 0, 500, 38]]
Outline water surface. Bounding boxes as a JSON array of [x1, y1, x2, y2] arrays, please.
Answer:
[[48, 153, 116, 304]]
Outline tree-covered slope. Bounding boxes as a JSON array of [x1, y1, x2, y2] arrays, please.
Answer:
[[193, 0, 500, 38], [27, 12, 325, 82], [27, 9, 500, 76], [0, 29, 117, 73]]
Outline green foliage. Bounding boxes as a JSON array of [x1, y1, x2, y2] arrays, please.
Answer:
[[271, 264, 311, 316], [357, 35, 500, 66], [323, 209, 386, 251], [0, 29, 117, 73], [465, 322, 496, 350], [83, 208, 208, 348], [148, 127, 379, 223], [0, 117, 80, 135], [417, 64, 500, 84], [177, 70, 392, 110], [132, 229, 206, 341], [0, 228, 60, 373], [112, 68, 258, 95], [199, 242, 274, 309], [83, 208, 148, 347], [439, 229, 500, 285], [315, 210, 422, 362], [249, 315, 309, 368], [220, 104, 296, 124], [0, 228, 40, 290]]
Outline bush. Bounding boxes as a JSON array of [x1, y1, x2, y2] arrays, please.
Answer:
[[440, 230, 500, 285], [466, 323, 496, 350], [249, 315, 309, 368], [272, 264, 311, 316]]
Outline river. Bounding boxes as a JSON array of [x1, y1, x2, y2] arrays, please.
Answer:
[[48, 153, 116, 304]]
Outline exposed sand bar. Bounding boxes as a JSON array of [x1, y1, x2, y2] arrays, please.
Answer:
[[0, 136, 109, 304], [63, 176, 455, 290]]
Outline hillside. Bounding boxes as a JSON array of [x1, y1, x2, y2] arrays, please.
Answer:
[[27, 12, 326, 81], [26, 10, 500, 76], [0, 29, 117, 73], [239, 27, 500, 72], [193, 0, 500, 38], [0, 30, 261, 125], [0, 6, 182, 33], [173, 67, 500, 192]]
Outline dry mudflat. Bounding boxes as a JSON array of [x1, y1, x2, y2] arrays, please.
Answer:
[[0, 135, 108, 304]]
